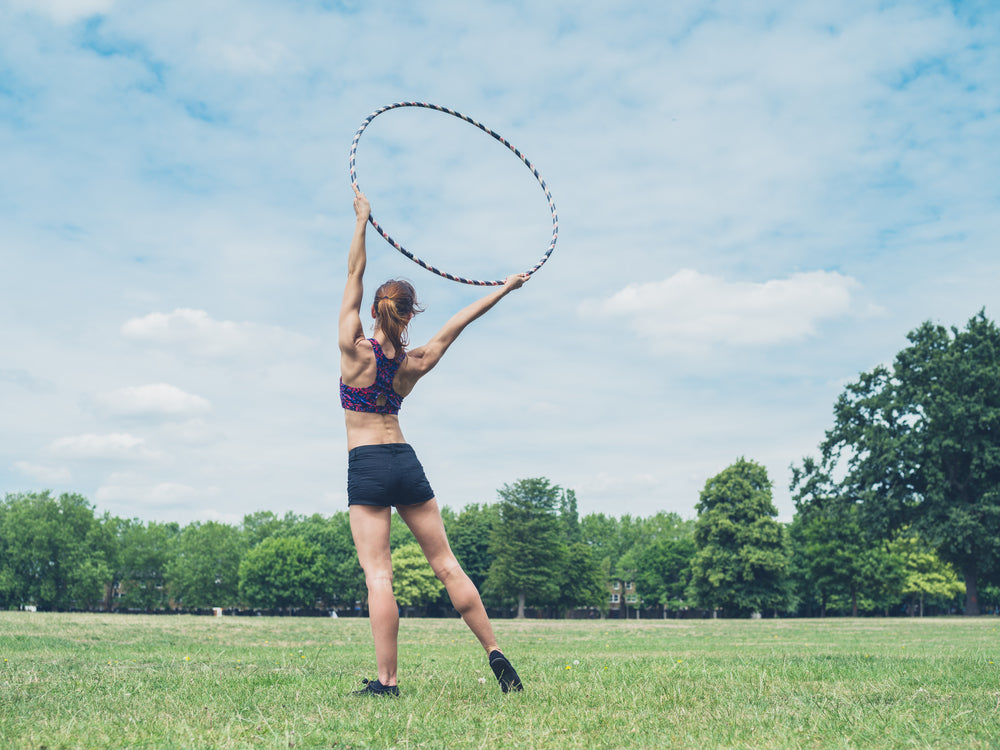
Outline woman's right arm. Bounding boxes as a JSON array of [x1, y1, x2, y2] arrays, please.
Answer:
[[405, 273, 529, 378], [339, 188, 370, 354]]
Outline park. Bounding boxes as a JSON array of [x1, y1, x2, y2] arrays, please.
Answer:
[[4, 2, 1000, 747], [2, 612, 998, 748]]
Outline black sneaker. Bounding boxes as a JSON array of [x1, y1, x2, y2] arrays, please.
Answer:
[[350, 678, 400, 697], [489, 651, 523, 693]]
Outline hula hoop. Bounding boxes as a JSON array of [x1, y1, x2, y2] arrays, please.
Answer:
[[349, 101, 558, 286]]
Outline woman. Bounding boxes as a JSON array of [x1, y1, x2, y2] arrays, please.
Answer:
[[340, 186, 525, 697]]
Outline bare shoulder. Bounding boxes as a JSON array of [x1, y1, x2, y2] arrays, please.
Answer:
[[340, 336, 374, 377], [400, 345, 430, 373], [341, 335, 373, 355]]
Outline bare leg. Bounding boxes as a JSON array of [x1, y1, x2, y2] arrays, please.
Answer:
[[349, 504, 398, 686], [397, 497, 499, 654]]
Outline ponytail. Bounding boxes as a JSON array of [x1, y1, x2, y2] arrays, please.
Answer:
[[373, 280, 423, 354]]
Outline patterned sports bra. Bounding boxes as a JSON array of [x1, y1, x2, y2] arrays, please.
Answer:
[[340, 338, 406, 415]]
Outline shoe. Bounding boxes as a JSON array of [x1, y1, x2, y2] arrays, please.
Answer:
[[350, 678, 400, 697], [489, 650, 523, 693]]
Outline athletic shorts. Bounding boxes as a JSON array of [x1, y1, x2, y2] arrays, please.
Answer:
[[347, 443, 435, 507]]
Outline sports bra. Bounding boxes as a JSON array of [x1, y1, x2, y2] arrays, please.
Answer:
[[340, 338, 406, 414]]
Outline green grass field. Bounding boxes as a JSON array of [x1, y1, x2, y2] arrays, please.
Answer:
[[1, 612, 998, 749]]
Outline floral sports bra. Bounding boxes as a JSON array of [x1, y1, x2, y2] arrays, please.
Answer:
[[340, 339, 405, 415]]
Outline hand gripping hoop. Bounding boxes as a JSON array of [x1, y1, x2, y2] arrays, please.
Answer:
[[349, 101, 559, 286]]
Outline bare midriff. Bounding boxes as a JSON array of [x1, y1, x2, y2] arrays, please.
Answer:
[[344, 410, 407, 451]]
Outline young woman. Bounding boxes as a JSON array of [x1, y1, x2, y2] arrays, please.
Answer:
[[340, 186, 525, 696]]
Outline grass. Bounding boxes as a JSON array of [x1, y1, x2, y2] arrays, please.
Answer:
[[1, 613, 998, 749]]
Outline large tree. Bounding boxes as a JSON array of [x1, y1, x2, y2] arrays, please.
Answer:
[[579, 512, 645, 582], [821, 311, 1000, 614], [484, 478, 567, 617], [286, 512, 364, 609], [165, 521, 245, 609], [631, 513, 696, 616], [553, 489, 606, 616], [0, 492, 114, 610], [789, 459, 901, 616], [238, 536, 331, 612], [114, 519, 180, 611], [687, 459, 789, 616], [446, 503, 498, 593]]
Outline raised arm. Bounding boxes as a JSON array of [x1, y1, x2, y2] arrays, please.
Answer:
[[339, 188, 370, 354], [405, 273, 529, 378]]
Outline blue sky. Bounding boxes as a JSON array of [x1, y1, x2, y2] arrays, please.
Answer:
[[2, 0, 998, 524]]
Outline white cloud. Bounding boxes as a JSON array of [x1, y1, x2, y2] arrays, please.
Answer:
[[96, 383, 211, 417], [48, 433, 162, 461], [199, 39, 291, 74], [8, 0, 114, 23], [14, 461, 72, 484], [121, 309, 314, 358], [95, 475, 205, 506], [593, 269, 860, 347]]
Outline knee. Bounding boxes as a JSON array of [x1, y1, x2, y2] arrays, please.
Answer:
[[365, 570, 394, 591], [432, 556, 463, 585]]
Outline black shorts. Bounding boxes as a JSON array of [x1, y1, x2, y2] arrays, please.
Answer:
[[347, 443, 435, 507]]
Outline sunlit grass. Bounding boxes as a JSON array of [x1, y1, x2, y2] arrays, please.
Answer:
[[1, 613, 998, 748]]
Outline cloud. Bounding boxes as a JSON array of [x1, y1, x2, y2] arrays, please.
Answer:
[[592, 269, 860, 348], [197, 38, 291, 74], [95, 383, 210, 417], [48, 433, 162, 461], [2, 1, 997, 526], [95, 474, 205, 506], [14, 461, 72, 484], [8, 0, 114, 23], [121, 309, 314, 358]]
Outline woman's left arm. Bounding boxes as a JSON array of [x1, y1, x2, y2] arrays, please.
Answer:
[[406, 273, 529, 377]]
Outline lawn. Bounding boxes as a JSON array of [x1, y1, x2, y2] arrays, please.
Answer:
[[1, 612, 998, 749]]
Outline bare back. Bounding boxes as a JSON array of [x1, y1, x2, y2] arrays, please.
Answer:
[[340, 334, 426, 450]]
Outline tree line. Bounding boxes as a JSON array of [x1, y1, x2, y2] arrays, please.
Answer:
[[2, 312, 998, 617]]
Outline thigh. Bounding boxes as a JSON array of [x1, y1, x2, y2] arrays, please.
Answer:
[[349, 504, 393, 575], [396, 497, 457, 572]]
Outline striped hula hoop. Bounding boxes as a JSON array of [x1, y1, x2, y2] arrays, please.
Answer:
[[349, 101, 558, 286]]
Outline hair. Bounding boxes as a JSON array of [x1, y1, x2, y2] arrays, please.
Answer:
[[372, 279, 423, 354]]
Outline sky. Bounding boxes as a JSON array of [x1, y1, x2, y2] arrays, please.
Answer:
[[2, 0, 998, 526]]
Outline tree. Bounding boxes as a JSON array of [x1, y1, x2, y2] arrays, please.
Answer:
[[238, 536, 331, 612], [286, 512, 363, 609], [389, 513, 417, 550], [821, 311, 1000, 614], [165, 521, 245, 609], [0, 492, 114, 610], [114, 519, 180, 611], [632, 513, 696, 616], [687, 459, 789, 616], [788, 508, 862, 616], [557, 542, 608, 617], [580, 512, 645, 582], [446, 503, 498, 593], [559, 489, 582, 544], [790, 459, 890, 616], [552, 489, 606, 616], [889, 531, 965, 616], [241, 510, 298, 548], [484, 478, 567, 617], [391, 542, 444, 613]]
